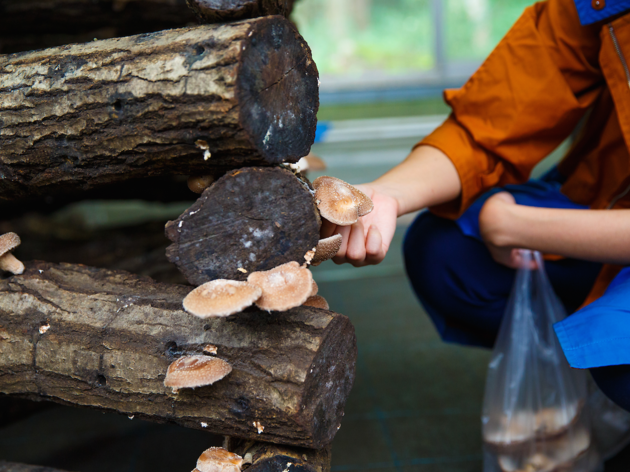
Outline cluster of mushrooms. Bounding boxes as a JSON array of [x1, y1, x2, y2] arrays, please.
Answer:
[[162, 174, 373, 396]]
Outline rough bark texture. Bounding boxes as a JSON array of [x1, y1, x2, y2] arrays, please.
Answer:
[[0, 16, 319, 203], [166, 167, 320, 285], [186, 0, 295, 23], [0, 262, 356, 448], [0, 462, 68, 472], [0, 0, 197, 54], [227, 438, 331, 472]]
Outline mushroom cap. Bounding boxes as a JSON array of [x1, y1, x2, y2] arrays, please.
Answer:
[[497, 426, 590, 472], [312, 234, 343, 266], [183, 280, 262, 318], [247, 261, 313, 311], [164, 355, 232, 389], [305, 153, 327, 171], [188, 175, 215, 194], [196, 447, 244, 472], [484, 402, 581, 447], [0, 232, 21, 257], [313, 176, 373, 225], [303, 295, 329, 310], [311, 279, 318, 296]]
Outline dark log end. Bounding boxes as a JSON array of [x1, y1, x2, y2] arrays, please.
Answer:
[[237, 16, 319, 164], [301, 312, 357, 447], [165, 167, 320, 285]]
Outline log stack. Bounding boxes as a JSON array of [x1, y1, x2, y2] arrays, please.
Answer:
[[0, 2, 355, 472]]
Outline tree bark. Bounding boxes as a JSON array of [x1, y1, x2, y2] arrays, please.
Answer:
[[227, 438, 331, 472], [166, 167, 320, 285], [0, 262, 356, 449], [186, 0, 295, 23], [0, 16, 319, 203], [0, 462, 68, 472], [0, 0, 197, 55]]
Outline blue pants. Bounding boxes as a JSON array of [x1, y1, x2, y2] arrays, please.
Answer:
[[403, 211, 630, 412]]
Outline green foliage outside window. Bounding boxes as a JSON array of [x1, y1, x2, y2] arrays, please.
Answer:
[[291, 0, 535, 77]]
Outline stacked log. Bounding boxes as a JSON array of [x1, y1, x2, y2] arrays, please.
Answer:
[[0, 16, 318, 202], [0, 262, 356, 448], [0, 1, 355, 471], [0, 0, 297, 54]]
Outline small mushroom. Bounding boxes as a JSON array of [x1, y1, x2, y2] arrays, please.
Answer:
[[305, 153, 327, 171], [188, 174, 215, 194], [303, 295, 329, 310], [303, 248, 316, 266], [311, 234, 343, 266], [313, 176, 373, 225], [195, 447, 243, 472], [0, 232, 24, 275], [183, 280, 262, 318], [164, 355, 232, 391], [247, 261, 313, 312], [310, 280, 318, 296]]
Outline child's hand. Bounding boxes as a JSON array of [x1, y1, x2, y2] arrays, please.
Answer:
[[319, 183, 399, 267]]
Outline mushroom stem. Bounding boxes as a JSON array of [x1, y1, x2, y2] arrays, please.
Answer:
[[0, 252, 24, 274]]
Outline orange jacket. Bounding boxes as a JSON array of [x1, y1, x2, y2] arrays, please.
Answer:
[[419, 0, 630, 303]]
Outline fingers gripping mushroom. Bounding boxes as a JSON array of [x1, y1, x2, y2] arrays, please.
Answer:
[[0, 232, 24, 275], [194, 447, 244, 472], [183, 280, 262, 318], [247, 261, 313, 312], [313, 176, 373, 225], [164, 355, 232, 392]]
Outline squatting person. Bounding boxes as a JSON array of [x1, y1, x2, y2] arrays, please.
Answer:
[[323, 0, 630, 412]]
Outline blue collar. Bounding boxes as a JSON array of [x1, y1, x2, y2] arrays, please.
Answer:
[[574, 0, 630, 25]]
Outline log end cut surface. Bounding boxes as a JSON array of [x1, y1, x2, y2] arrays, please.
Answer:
[[238, 16, 319, 163], [165, 167, 320, 285], [0, 262, 356, 448]]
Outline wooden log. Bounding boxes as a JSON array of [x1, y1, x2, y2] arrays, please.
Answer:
[[166, 167, 320, 285], [186, 0, 295, 24], [0, 0, 196, 55], [0, 462, 69, 472], [0, 262, 357, 448], [0, 16, 319, 203], [227, 438, 331, 472]]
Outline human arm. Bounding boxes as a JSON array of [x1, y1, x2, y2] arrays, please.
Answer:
[[326, 0, 602, 266], [479, 192, 630, 267]]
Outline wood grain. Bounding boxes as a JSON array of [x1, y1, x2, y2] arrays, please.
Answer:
[[0, 262, 356, 448], [0, 16, 319, 202]]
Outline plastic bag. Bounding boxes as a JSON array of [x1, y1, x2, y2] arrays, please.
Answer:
[[482, 250, 603, 472], [587, 375, 630, 461]]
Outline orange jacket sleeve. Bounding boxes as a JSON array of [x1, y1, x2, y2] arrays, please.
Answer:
[[419, 0, 603, 219]]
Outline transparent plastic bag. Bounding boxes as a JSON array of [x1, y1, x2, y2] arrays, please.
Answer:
[[482, 251, 603, 472]]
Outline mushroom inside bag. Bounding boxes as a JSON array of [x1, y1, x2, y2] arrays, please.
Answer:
[[482, 251, 603, 472]]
